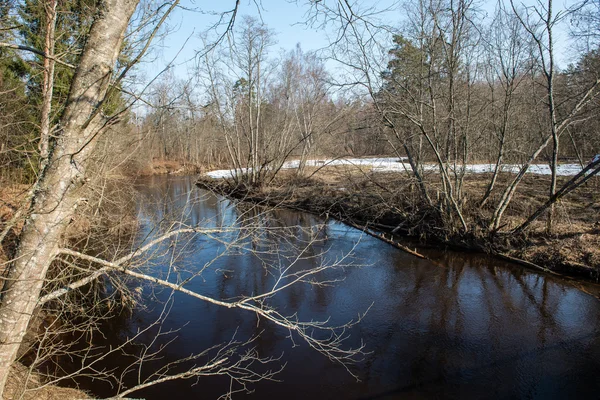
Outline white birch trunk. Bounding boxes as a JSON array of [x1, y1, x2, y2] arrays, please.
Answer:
[[0, 1, 139, 396]]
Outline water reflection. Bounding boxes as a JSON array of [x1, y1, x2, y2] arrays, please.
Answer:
[[77, 176, 600, 399]]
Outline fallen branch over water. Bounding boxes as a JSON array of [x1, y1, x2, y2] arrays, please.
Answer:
[[339, 220, 434, 262], [494, 252, 556, 275], [196, 176, 600, 283]]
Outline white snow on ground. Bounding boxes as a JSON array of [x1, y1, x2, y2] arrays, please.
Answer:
[[204, 157, 585, 179], [205, 168, 250, 179], [431, 163, 582, 176], [205, 158, 409, 178]]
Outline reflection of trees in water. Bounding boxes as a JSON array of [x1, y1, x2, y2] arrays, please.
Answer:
[[124, 177, 600, 398], [225, 203, 334, 313], [58, 177, 366, 397], [140, 179, 597, 343], [359, 245, 600, 394], [418, 249, 568, 333]]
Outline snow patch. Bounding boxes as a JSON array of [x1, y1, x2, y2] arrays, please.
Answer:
[[203, 157, 585, 179], [206, 168, 250, 179]]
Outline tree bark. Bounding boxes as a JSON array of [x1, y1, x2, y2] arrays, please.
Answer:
[[0, 0, 139, 396], [544, 0, 558, 235], [512, 157, 600, 234], [39, 0, 58, 168]]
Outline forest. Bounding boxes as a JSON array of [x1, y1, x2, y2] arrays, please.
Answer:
[[0, 0, 599, 398]]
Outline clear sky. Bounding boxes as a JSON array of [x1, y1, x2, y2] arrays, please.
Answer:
[[138, 0, 577, 86], [142, 0, 341, 79]]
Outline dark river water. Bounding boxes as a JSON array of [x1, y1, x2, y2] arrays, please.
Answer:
[[77, 175, 600, 399]]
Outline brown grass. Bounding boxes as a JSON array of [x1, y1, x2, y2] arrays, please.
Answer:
[[199, 165, 600, 280], [136, 159, 201, 176], [3, 363, 89, 400]]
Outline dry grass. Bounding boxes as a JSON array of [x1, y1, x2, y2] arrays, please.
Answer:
[[201, 164, 600, 278], [0, 184, 29, 225], [3, 363, 89, 400], [136, 159, 201, 176]]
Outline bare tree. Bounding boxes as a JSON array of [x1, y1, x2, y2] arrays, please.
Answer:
[[0, 2, 368, 397], [278, 45, 330, 174], [486, 0, 600, 233], [479, 1, 533, 207], [200, 17, 318, 186], [0, 0, 145, 395], [38, 0, 57, 169], [511, 0, 562, 233], [362, 0, 481, 231]]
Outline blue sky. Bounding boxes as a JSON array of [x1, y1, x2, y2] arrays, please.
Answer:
[[138, 0, 577, 85], [141, 0, 342, 78]]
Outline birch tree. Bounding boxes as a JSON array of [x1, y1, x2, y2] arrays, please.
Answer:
[[0, 3, 366, 397], [0, 0, 141, 395]]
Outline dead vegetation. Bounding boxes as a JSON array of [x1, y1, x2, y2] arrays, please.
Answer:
[[3, 363, 89, 400], [198, 165, 600, 281], [136, 159, 202, 176], [0, 175, 142, 399], [0, 184, 29, 266]]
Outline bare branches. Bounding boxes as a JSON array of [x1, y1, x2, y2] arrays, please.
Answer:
[[40, 225, 366, 388], [81, 0, 181, 132], [116, 335, 284, 398], [512, 155, 600, 233], [30, 192, 368, 394], [0, 42, 75, 68]]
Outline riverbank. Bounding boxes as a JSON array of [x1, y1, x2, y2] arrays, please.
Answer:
[[3, 363, 88, 400], [123, 159, 208, 177], [197, 166, 600, 282], [0, 177, 139, 399], [63, 175, 600, 399]]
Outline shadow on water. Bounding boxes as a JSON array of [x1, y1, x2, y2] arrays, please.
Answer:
[[71, 176, 600, 399]]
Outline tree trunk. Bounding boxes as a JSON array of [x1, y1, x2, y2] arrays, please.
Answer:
[[39, 0, 57, 168], [513, 157, 600, 234], [0, 0, 139, 396], [544, 0, 558, 235], [488, 132, 553, 232]]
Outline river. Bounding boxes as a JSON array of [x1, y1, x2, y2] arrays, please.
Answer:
[[76, 175, 600, 399]]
